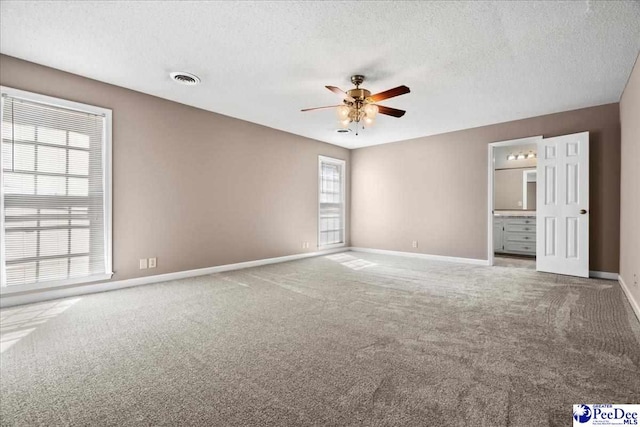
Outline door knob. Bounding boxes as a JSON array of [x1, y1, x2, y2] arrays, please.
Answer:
[[580, 209, 588, 214]]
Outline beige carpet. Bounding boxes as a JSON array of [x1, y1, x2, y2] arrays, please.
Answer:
[[1, 251, 639, 426], [494, 255, 536, 269]]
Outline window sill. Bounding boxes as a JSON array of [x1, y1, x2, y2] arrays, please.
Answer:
[[0, 272, 114, 295], [319, 243, 346, 250]]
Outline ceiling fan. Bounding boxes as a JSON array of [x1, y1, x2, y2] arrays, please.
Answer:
[[301, 75, 410, 135]]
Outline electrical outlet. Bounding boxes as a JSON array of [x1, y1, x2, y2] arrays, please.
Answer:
[[412, 240, 418, 248], [148, 257, 157, 268], [634, 273, 638, 287], [139, 258, 148, 269]]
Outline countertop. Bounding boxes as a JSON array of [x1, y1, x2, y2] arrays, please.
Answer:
[[494, 210, 536, 217]]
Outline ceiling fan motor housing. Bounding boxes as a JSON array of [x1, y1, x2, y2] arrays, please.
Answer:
[[346, 88, 371, 102]]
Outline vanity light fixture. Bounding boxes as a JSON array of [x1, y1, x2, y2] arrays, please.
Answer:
[[507, 150, 537, 161]]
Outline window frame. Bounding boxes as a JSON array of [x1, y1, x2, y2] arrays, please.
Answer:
[[0, 86, 113, 294], [318, 155, 346, 250]]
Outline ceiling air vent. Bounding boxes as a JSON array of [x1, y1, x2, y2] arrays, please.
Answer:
[[336, 129, 351, 133], [170, 71, 201, 86]]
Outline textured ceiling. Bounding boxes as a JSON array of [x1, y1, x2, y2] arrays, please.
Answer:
[[1, 1, 639, 149]]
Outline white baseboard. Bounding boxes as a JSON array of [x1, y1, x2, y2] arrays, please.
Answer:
[[618, 274, 640, 323], [2, 246, 626, 310], [0, 247, 349, 308], [349, 247, 490, 266], [350, 248, 621, 279], [589, 271, 619, 280]]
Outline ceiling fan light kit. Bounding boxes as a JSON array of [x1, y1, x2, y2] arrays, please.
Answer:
[[302, 75, 410, 135]]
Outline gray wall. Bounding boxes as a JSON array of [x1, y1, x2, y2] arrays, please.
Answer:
[[0, 54, 350, 294], [620, 55, 640, 307], [351, 103, 621, 273]]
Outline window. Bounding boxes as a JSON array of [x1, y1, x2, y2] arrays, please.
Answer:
[[318, 156, 345, 247], [1, 87, 112, 291]]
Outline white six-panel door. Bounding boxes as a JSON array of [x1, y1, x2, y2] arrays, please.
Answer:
[[536, 132, 589, 277]]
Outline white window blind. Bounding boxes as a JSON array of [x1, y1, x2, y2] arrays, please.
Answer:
[[1, 89, 112, 289], [319, 156, 345, 247]]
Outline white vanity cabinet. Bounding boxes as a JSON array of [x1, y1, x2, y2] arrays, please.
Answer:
[[494, 215, 536, 256], [493, 220, 504, 252]]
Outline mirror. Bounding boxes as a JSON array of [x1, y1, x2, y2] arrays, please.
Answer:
[[494, 168, 536, 210]]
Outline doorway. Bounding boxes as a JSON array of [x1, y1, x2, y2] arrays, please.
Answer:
[[487, 133, 591, 278], [487, 136, 541, 269]]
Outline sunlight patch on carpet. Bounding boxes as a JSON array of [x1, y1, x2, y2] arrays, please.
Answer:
[[0, 298, 81, 353], [326, 253, 377, 270]]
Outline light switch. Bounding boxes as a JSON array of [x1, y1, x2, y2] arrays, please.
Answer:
[[139, 259, 148, 269]]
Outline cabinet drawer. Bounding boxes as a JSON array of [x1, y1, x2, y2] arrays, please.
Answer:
[[504, 217, 535, 226], [505, 232, 536, 243], [505, 224, 536, 233], [505, 242, 536, 254]]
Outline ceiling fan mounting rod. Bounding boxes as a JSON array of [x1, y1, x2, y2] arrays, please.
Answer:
[[351, 74, 365, 88]]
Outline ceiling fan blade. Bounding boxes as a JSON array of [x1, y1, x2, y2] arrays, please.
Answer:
[[326, 86, 355, 102], [377, 105, 406, 118], [301, 105, 342, 112], [369, 85, 410, 103]]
